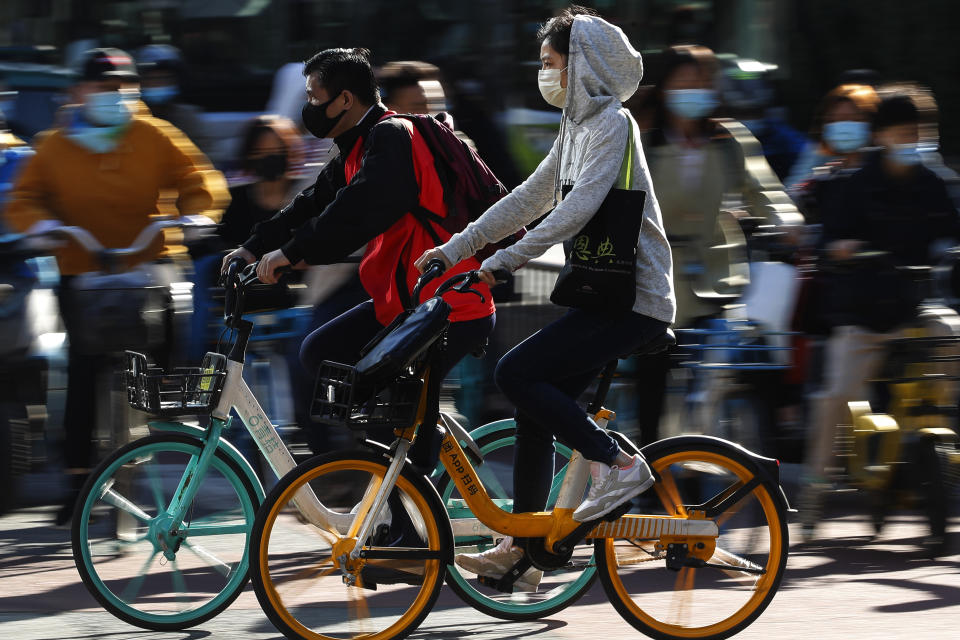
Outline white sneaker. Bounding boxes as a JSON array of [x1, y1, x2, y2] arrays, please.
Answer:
[[454, 536, 543, 592], [572, 454, 655, 522]]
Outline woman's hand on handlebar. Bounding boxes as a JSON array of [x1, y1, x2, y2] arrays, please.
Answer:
[[221, 246, 255, 275], [476, 269, 498, 287], [414, 247, 452, 274], [256, 248, 291, 284]]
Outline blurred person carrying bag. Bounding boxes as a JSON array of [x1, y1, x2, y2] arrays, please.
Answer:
[[62, 264, 171, 356], [550, 126, 646, 309]]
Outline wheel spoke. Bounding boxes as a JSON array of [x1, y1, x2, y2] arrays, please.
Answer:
[[275, 559, 338, 600], [348, 582, 373, 634], [101, 487, 153, 523], [654, 466, 687, 517], [144, 458, 167, 512], [170, 560, 189, 609], [669, 567, 696, 627], [347, 476, 383, 538], [711, 547, 765, 586], [183, 540, 235, 578], [183, 521, 249, 536], [119, 550, 160, 603]]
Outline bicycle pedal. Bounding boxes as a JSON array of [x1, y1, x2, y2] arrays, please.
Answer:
[[477, 574, 514, 593], [602, 499, 634, 522]]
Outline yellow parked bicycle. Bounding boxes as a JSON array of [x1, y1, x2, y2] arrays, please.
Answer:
[[248, 261, 791, 640]]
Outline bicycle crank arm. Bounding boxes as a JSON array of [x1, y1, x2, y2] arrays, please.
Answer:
[[687, 560, 766, 575]]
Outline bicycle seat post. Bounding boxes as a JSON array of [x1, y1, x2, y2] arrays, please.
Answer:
[[587, 360, 620, 416]]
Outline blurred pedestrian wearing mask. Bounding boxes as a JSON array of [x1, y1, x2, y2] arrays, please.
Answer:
[[643, 44, 801, 326], [800, 93, 960, 539], [784, 84, 879, 201], [186, 115, 309, 359], [136, 44, 209, 159], [880, 82, 960, 211], [218, 115, 307, 245], [2, 48, 228, 525], [633, 44, 801, 445]]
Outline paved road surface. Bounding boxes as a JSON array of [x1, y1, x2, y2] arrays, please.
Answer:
[[1, 501, 958, 640]]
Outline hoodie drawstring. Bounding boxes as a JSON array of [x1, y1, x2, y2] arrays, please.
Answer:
[[553, 113, 567, 207]]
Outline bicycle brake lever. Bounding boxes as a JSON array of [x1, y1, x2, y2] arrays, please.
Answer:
[[453, 274, 486, 303]]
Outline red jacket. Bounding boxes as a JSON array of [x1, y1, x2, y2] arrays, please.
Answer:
[[243, 106, 493, 326]]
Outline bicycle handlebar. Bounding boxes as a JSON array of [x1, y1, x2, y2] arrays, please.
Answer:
[[410, 259, 509, 310], [31, 218, 184, 258], [221, 258, 295, 324]]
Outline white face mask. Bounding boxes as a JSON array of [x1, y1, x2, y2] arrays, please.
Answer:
[[84, 89, 138, 126], [538, 67, 568, 109]]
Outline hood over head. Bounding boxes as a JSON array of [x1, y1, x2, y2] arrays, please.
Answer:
[[564, 15, 643, 123]]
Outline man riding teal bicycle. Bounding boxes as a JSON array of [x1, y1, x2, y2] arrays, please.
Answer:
[[221, 47, 495, 471]]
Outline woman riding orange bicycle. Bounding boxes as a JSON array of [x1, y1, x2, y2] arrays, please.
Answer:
[[417, 6, 675, 590]]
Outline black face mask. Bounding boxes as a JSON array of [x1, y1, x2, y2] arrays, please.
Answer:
[[251, 153, 288, 181], [302, 94, 347, 139]]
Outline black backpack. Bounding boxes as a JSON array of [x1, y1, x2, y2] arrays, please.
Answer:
[[387, 113, 524, 261]]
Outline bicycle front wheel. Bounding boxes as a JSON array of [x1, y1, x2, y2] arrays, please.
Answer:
[[250, 449, 450, 640], [596, 437, 788, 640], [436, 419, 597, 620], [72, 433, 259, 630]]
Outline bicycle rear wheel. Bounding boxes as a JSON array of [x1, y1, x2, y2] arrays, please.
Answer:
[[72, 433, 258, 630], [436, 420, 596, 620], [249, 448, 450, 640], [596, 437, 788, 640]]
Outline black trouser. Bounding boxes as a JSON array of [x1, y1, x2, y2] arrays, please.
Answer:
[[494, 308, 669, 514], [299, 300, 495, 465], [57, 278, 102, 470], [287, 274, 371, 455]]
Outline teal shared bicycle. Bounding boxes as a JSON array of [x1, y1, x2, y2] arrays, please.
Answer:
[[70, 259, 595, 630]]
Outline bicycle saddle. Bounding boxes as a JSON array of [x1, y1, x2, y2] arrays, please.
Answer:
[[624, 328, 676, 358]]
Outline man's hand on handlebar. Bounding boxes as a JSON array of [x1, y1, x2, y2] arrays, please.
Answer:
[[221, 246, 255, 275], [256, 248, 291, 285], [414, 248, 452, 274]]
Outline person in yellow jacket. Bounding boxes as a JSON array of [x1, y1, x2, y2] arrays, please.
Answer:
[[3, 48, 228, 525]]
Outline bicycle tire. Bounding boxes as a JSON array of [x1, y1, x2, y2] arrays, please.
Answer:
[[917, 436, 949, 558], [249, 448, 451, 640], [0, 405, 15, 515], [596, 436, 789, 640], [435, 419, 597, 620], [72, 432, 259, 630]]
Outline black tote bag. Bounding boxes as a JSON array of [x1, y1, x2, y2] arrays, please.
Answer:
[[550, 127, 646, 310]]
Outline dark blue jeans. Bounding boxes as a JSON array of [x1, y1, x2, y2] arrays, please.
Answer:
[[495, 308, 669, 513]]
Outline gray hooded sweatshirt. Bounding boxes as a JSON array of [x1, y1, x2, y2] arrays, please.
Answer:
[[439, 15, 676, 324]]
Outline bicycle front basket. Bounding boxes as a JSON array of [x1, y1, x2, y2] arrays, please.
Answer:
[[311, 360, 424, 431], [126, 351, 228, 416]]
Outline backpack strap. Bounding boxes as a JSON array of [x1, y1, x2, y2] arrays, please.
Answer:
[[382, 114, 452, 247]]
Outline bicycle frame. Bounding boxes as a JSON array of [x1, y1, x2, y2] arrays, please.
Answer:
[[434, 426, 719, 554]]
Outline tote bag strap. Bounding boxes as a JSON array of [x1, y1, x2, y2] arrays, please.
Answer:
[[615, 122, 636, 190]]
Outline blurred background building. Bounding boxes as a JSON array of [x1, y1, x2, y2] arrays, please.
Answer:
[[2, 1, 959, 161]]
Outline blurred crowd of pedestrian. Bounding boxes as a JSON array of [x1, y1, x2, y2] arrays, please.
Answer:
[[1, 23, 957, 549]]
